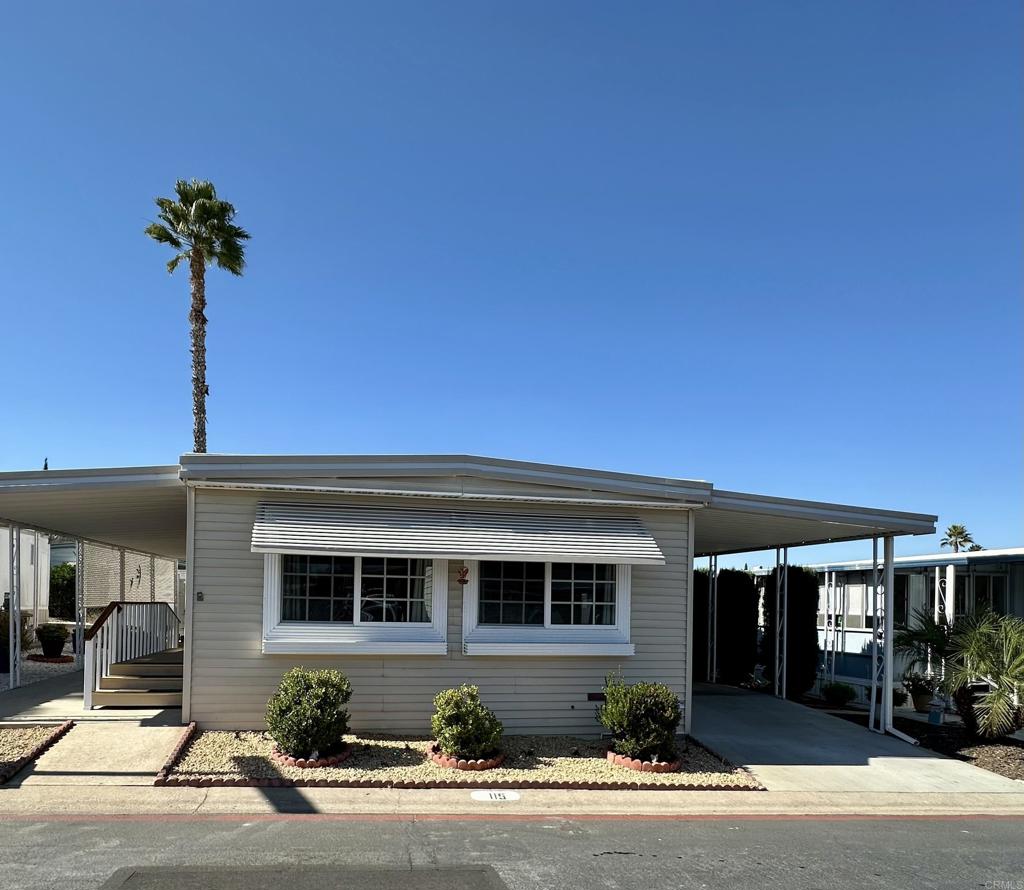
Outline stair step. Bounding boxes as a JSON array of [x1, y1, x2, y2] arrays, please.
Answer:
[[99, 675, 182, 691], [109, 661, 183, 678], [91, 690, 182, 708]]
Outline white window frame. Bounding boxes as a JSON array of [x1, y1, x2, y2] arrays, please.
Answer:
[[461, 560, 634, 656], [262, 553, 448, 654]]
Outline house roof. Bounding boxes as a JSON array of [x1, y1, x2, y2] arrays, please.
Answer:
[[805, 546, 1024, 572], [0, 454, 937, 560]]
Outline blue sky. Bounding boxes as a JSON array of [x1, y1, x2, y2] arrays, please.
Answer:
[[2, 2, 1020, 565]]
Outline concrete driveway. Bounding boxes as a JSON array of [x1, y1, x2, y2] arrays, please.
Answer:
[[690, 685, 1024, 793]]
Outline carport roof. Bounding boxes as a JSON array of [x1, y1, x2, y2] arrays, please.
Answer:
[[0, 465, 186, 559], [0, 455, 937, 561]]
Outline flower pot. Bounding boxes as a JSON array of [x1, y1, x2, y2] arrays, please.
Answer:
[[912, 692, 932, 713]]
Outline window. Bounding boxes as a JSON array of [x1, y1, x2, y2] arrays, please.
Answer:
[[360, 558, 432, 623], [262, 554, 447, 654], [479, 561, 544, 625], [281, 556, 431, 625], [551, 563, 616, 626], [282, 555, 354, 622], [462, 560, 633, 656]]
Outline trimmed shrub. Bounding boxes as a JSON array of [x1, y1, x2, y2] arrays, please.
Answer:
[[265, 667, 352, 759], [596, 673, 682, 762], [35, 623, 69, 658], [49, 564, 76, 621], [431, 684, 503, 759], [760, 566, 821, 699], [821, 681, 857, 707]]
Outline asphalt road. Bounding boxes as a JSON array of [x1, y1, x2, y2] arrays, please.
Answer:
[[1, 816, 1022, 890]]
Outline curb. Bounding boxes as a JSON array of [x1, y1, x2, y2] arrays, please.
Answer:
[[157, 774, 761, 791], [154, 722, 197, 786], [0, 720, 74, 785]]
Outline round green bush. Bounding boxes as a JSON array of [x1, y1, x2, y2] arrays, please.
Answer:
[[596, 673, 682, 762], [265, 667, 352, 759], [431, 684, 503, 759], [821, 681, 857, 707]]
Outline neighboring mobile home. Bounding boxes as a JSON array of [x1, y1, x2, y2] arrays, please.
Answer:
[[0, 454, 936, 734]]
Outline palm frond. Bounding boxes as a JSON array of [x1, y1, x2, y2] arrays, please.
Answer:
[[144, 222, 184, 250]]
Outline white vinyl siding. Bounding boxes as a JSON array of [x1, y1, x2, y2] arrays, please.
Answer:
[[187, 486, 690, 735]]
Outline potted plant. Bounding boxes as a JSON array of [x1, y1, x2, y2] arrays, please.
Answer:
[[430, 684, 505, 769], [903, 672, 938, 713], [34, 623, 69, 658]]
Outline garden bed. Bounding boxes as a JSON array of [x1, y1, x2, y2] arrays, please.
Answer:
[[833, 712, 1024, 782], [0, 722, 74, 783], [164, 732, 763, 790]]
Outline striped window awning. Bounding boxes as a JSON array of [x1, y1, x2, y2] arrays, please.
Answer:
[[251, 503, 665, 564]]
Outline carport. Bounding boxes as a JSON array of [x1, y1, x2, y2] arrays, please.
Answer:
[[0, 465, 186, 696], [691, 489, 937, 742]]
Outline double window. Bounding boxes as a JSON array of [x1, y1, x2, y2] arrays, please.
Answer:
[[478, 561, 617, 626], [263, 553, 447, 654], [281, 555, 432, 624], [463, 560, 632, 655]]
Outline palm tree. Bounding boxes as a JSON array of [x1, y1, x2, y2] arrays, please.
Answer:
[[940, 524, 975, 553], [894, 608, 953, 674], [144, 180, 250, 453], [946, 612, 1024, 738]]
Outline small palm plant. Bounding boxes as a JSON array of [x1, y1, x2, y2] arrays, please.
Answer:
[[940, 524, 975, 553], [145, 180, 250, 453], [894, 608, 953, 674], [946, 613, 1024, 739]]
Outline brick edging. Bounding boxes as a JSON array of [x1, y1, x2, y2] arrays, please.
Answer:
[[154, 722, 197, 786], [0, 720, 74, 785], [158, 774, 761, 791]]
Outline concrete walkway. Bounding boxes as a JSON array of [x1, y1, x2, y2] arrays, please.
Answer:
[[690, 685, 1024, 793], [11, 722, 185, 786], [0, 670, 181, 725]]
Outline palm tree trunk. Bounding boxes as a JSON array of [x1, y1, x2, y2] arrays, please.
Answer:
[[188, 249, 208, 453]]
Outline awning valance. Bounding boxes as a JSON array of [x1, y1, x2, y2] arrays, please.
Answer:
[[250, 502, 665, 564]]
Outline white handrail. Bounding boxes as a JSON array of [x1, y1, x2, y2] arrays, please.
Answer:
[[83, 602, 181, 710]]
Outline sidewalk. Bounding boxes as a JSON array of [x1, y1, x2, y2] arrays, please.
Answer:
[[2, 783, 1024, 819]]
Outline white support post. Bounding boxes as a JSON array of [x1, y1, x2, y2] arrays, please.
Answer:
[[119, 549, 126, 603], [781, 547, 789, 698], [74, 540, 85, 668], [945, 563, 956, 626], [706, 555, 718, 683], [150, 555, 156, 603], [883, 535, 917, 745], [8, 525, 21, 689], [868, 537, 882, 732], [773, 548, 781, 698]]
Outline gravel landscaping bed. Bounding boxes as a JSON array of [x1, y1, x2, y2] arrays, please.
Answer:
[[169, 732, 763, 789], [0, 724, 69, 782], [0, 644, 79, 688]]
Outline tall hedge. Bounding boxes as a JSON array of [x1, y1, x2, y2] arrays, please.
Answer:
[[715, 569, 759, 684], [49, 564, 76, 621], [760, 565, 821, 699], [691, 568, 759, 685]]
